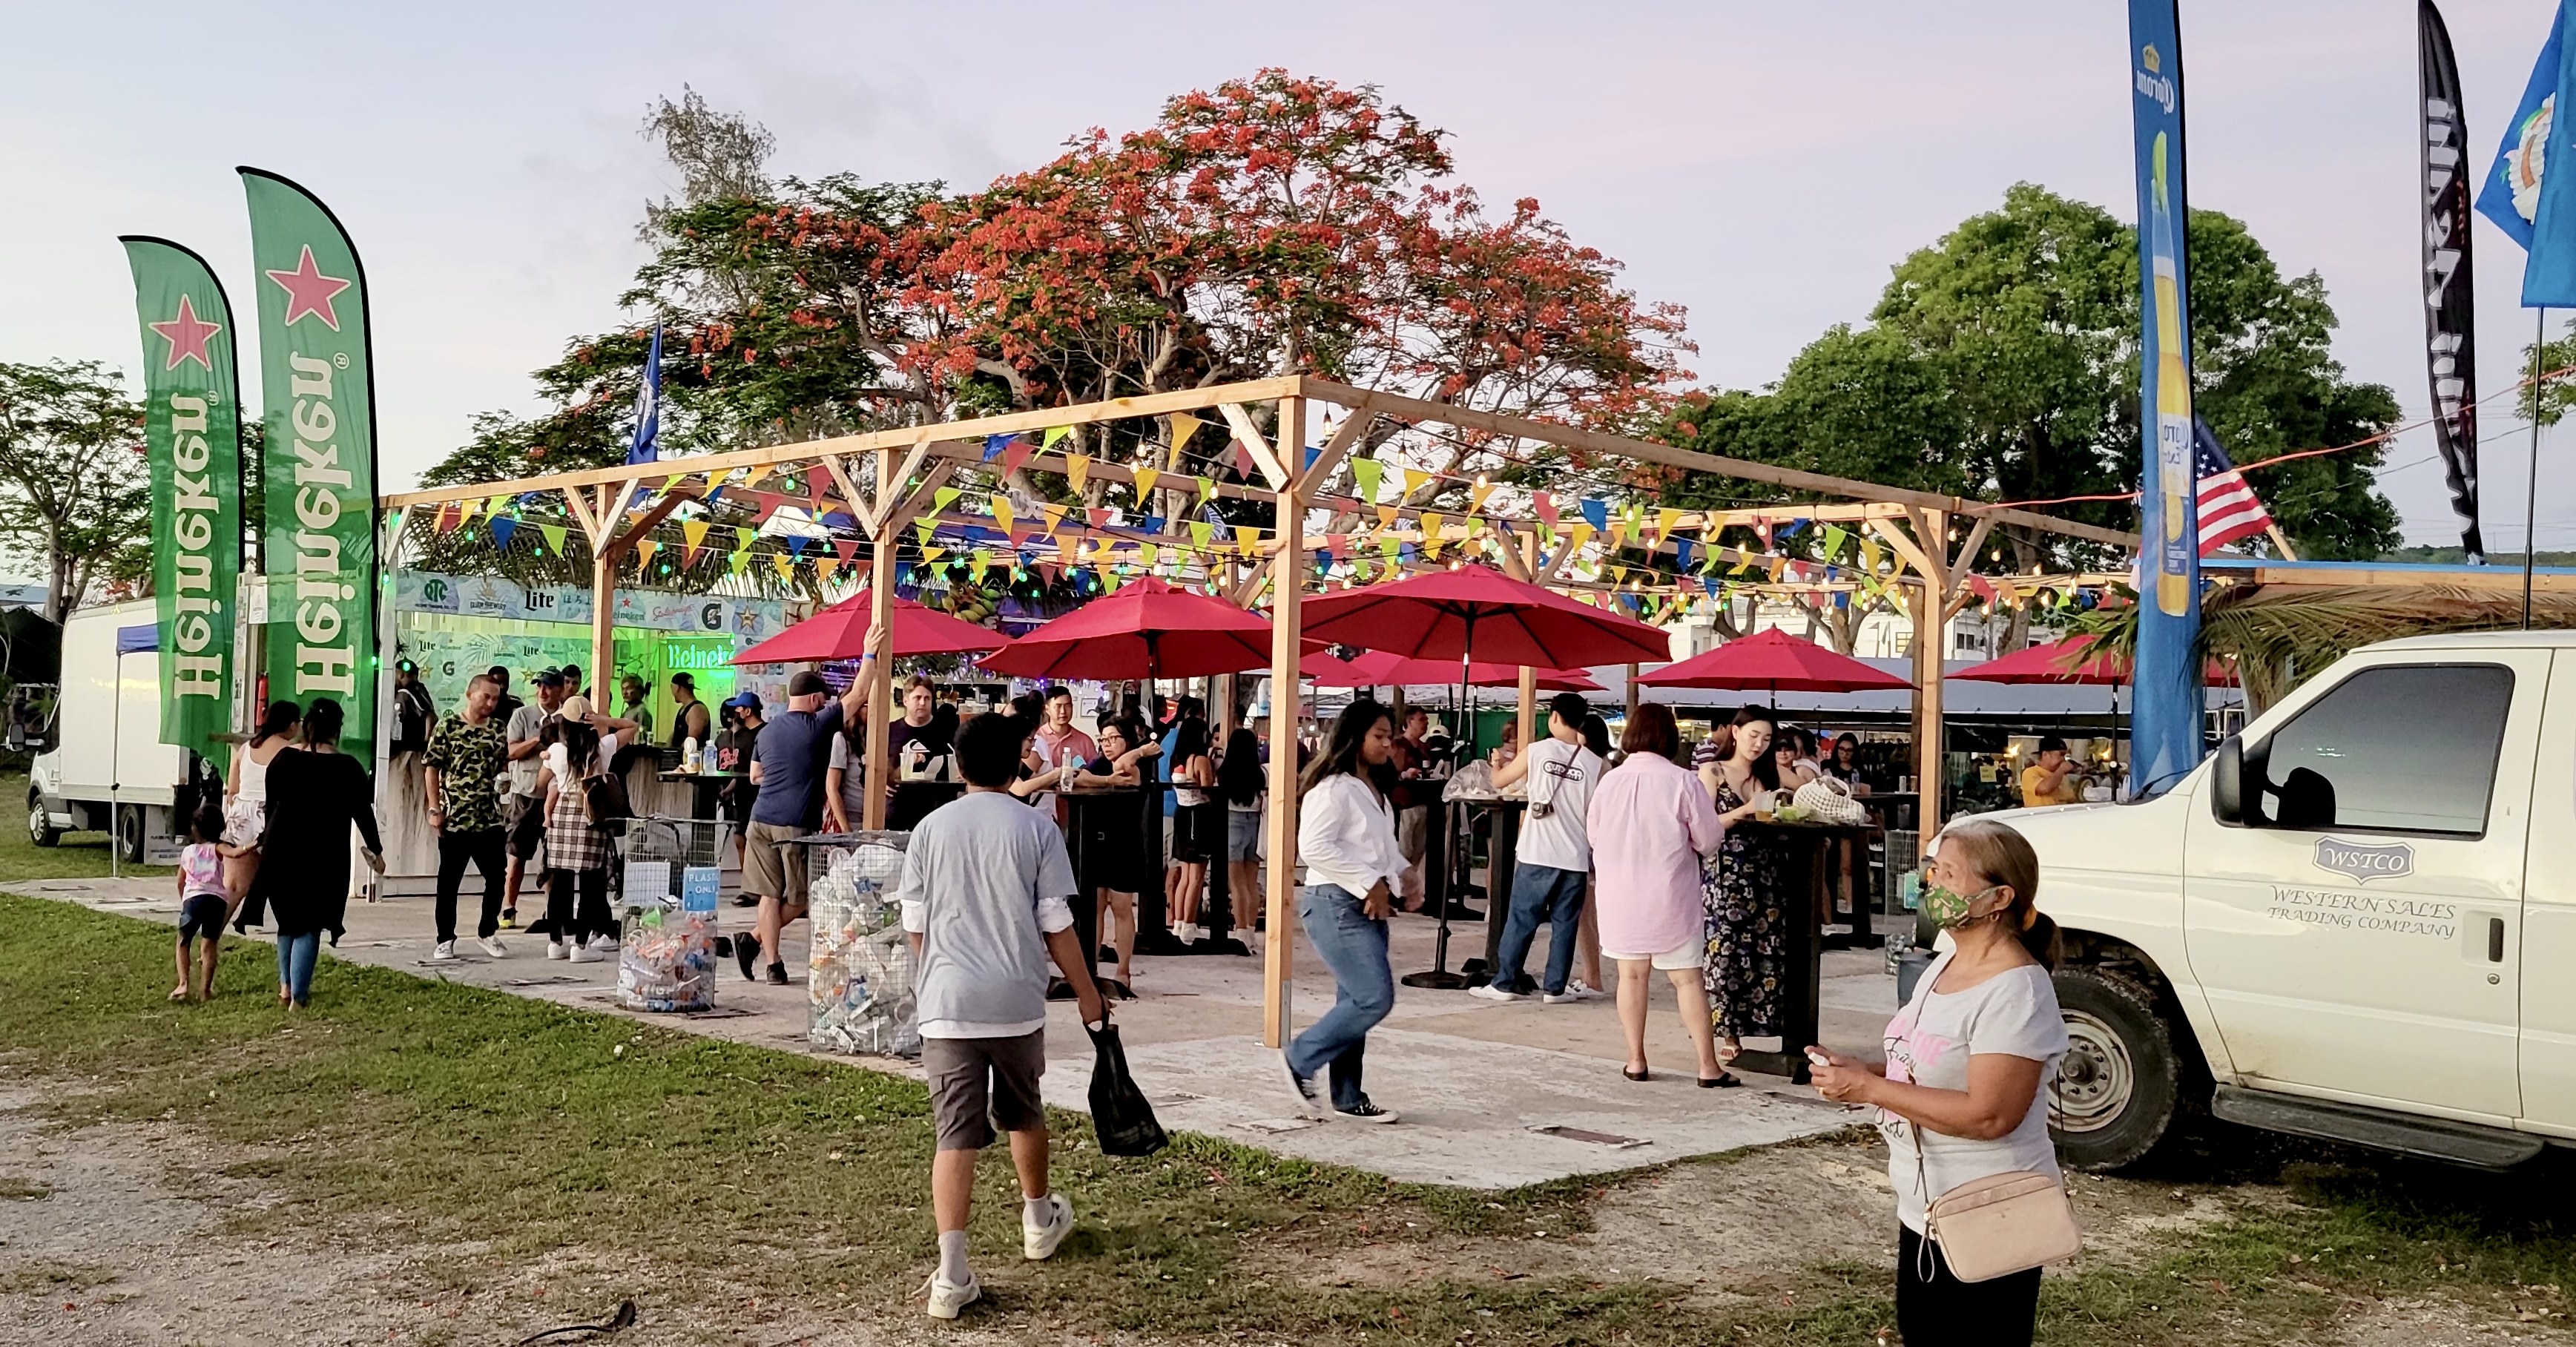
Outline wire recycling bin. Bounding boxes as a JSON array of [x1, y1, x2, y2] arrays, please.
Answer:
[[793, 831, 918, 1058], [607, 815, 730, 1012]]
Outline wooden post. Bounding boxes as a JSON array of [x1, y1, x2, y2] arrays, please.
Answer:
[[1515, 534, 1538, 755], [1261, 395, 1307, 1050], [590, 548, 616, 706], [1912, 510, 1949, 837], [1624, 664, 1639, 721], [863, 449, 897, 831]]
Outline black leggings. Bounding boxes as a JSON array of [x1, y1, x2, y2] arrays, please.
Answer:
[[546, 867, 617, 944], [1896, 1225, 2040, 1346]]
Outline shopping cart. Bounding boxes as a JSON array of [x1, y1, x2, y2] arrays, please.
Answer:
[[790, 831, 918, 1058], [602, 815, 733, 1012]]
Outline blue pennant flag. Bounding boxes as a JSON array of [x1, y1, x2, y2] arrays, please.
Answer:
[[1701, 576, 1718, 597], [490, 516, 517, 550], [1673, 538, 1696, 570], [787, 536, 809, 558], [625, 323, 662, 465], [1578, 498, 1608, 530], [1141, 515, 1166, 534], [982, 433, 1015, 462], [1304, 445, 1320, 471]]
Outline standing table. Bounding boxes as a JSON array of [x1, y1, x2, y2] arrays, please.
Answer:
[[1725, 818, 1880, 1085]]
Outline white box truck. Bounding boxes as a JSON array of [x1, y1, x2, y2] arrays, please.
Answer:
[[25, 599, 200, 864], [2003, 631, 2575, 1171]]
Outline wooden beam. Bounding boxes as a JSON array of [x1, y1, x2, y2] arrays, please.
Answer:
[[1865, 516, 1939, 584], [870, 433, 949, 533], [1302, 409, 1377, 495], [1299, 378, 2138, 548], [881, 461, 959, 533], [607, 487, 694, 556], [1515, 531, 1539, 766], [1261, 395, 1307, 1051], [1912, 508, 1949, 836], [817, 454, 876, 539], [863, 449, 897, 833], [559, 486, 605, 555], [1218, 402, 1292, 491]]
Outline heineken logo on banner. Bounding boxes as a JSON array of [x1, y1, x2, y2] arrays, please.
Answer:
[[241, 168, 381, 757], [121, 237, 244, 761]]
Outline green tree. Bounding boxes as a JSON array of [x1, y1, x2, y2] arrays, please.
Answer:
[[1658, 184, 2400, 581], [0, 360, 151, 623]]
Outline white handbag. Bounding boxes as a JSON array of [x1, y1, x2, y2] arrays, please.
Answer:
[[1791, 775, 1872, 826]]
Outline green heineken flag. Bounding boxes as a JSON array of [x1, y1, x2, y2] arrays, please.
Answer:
[[121, 236, 244, 761], [242, 168, 380, 757]]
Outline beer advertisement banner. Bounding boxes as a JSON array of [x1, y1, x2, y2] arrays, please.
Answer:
[[2419, 0, 2484, 560], [2126, 0, 2206, 795], [121, 236, 243, 760], [241, 168, 380, 757]]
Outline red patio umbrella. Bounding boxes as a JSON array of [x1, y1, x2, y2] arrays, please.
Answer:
[[731, 587, 1004, 665], [1300, 565, 1673, 668], [1637, 628, 1914, 694], [1951, 635, 2237, 688], [1343, 650, 1603, 692], [1297, 650, 1377, 685], [979, 576, 1278, 681]]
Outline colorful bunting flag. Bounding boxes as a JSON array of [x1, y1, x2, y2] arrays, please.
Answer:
[[1133, 467, 1160, 498], [1352, 458, 1383, 501], [1167, 412, 1202, 458], [1065, 453, 1091, 492], [680, 518, 709, 564], [989, 493, 1014, 535], [538, 522, 567, 556]]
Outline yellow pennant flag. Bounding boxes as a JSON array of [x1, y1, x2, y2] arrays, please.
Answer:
[[1233, 525, 1260, 553], [1168, 412, 1203, 458], [1461, 537, 1485, 559], [1375, 504, 1399, 531], [634, 540, 658, 573], [970, 550, 992, 582], [816, 555, 838, 584], [923, 545, 946, 564], [1420, 512, 1445, 546], [1607, 520, 1629, 551], [1133, 467, 1161, 498], [990, 494, 1015, 535], [1401, 468, 1434, 498], [1564, 521, 1595, 554], [1041, 425, 1071, 450], [742, 464, 774, 490], [1064, 453, 1091, 493], [1860, 538, 1885, 573], [1768, 556, 1787, 582], [1656, 508, 1683, 539], [1469, 480, 1497, 511], [1041, 503, 1067, 536], [680, 519, 708, 556], [456, 497, 482, 525], [771, 551, 795, 580]]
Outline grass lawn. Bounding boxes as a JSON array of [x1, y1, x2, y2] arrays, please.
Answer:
[[0, 771, 173, 882], [5, 892, 2576, 1343]]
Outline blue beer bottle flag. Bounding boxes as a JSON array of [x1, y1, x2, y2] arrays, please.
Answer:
[[625, 323, 663, 464]]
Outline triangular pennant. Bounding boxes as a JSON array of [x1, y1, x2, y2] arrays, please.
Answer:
[[742, 464, 774, 490], [1133, 467, 1161, 498], [932, 486, 960, 513], [1168, 412, 1203, 457], [1580, 498, 1608, 530], [1401, 468, 1434, 498], [834, 537, 860, 564], [490, 516, 518, 550], [634, 539, 659, 574], [537, 522, 567, 556], [1533, 491, 1560, 527], [1042, 424, 1072, 450], [680, 518, 709, 564], [1191, 521, 1214, 547], [772, 551, 796, 579], [1196, 475, 1214, 504], [1233, 442, 1256, 480], [1374, 504, 1398, 530], [970, 549, 992, 582], [1469, 480, 1497, 512], [981, 433, 1014, 462], [1234, 525, 1260, 553], [735, 527, 757, 550], [434, 503, 461, 534], [990, 494, 1015, 535], [1821, 524, 1850, 559], [728, 550, 749, 576], [1041, 503, 1067, 536], [1656, 508, 1683, 539], [1420, 512, 1445, 547], [1351, 458, 1383, 501], [1001, 437, 1038, 478], [456, 497, 482, 526], [1065, 453, 1091, 493]]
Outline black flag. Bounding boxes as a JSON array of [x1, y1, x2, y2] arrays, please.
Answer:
[[2421, 0, 2486, 560]]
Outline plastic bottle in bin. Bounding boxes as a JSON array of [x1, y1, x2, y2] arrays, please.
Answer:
[[905, 740, 928, 781]]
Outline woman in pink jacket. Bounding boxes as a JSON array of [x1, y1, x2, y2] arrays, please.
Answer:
[[1586, 704, 1733, 1085]]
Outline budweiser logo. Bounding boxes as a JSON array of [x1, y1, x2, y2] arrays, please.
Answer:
[[2313, 837, 2415, 886]]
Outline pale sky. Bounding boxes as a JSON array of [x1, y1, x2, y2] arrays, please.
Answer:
[[6, 1, 2570, 551]]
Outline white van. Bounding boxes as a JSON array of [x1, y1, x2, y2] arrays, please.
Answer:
[[2009, 631, 2574, 1171], [25, 599, 199, 863]]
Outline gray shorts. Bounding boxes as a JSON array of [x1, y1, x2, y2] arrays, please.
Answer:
[[924, 1030, 1047, 1150], [742, 821, 810, 904]]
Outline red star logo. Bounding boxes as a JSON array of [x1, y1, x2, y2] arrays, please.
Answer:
[[146, 294, 223, 372], [265, 244, 353, 331]]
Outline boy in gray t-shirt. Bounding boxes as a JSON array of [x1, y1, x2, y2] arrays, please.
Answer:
[[897, 711, 1105, 1321]]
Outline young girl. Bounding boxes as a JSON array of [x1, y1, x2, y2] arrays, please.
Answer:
[[173, 801, 245, 1001], [544, 713, 617, 962]]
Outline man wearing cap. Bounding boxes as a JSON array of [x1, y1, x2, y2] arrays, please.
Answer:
[[668, 671, 714, 755], [737, 650, 882, 984], [716, 691, 765, 887], [501, 669, 567, 928]]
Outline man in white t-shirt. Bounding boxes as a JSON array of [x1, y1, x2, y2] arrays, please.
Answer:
[[1475, 692, 1605, 1003]]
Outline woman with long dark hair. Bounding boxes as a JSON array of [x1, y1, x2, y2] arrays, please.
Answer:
[[223, 699, 300, 923], [544, 708, 617, 961], [1218, 726, 1265, 939], [251, 699, 381, 1009], [1585, 704, 1728, 1084], [1282, 702, 1414, 1123], [1699, 705, 1788, 1071], [1164, 717, 1219, 943]]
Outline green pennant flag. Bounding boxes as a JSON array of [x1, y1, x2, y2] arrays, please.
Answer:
[[735, 526, 756, 550], [933, 486, 961, 513], [243, 169, 379, 757], [1351, 458, 1383, 501], [728, 550, 749, 576], [123, 237, 243, 761], [1821, 524, 1849, 559], [538, 522, 567, 557]]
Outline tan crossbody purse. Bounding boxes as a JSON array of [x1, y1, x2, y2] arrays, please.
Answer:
[[1912, 1070, 2083, 1282]]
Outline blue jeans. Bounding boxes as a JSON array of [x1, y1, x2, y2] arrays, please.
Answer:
[[275, 932, 320, 1005], [1492, 861, 1588, 995], [1286, 883, 1393, 1111]]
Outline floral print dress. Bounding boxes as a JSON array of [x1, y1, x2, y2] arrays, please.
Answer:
[[1704, 777, 1786, 1038]]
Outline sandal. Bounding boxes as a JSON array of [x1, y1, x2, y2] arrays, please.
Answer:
[[168, 987, 190, 1002], [1622, 1066, 1650, 1082], [1698, 1073, 1741, 1089]]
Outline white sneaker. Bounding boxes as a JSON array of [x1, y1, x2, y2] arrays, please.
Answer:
[[478, 935, 507, 959], [1022, 1193, 1074, 1260], [923, 1271, 981, 1320], [593, 935, 620, 952], [1555, 981, 1610, 1002], [1469, 983, 1527, 1003], [568, 941, 605, 964], [429, 940, 458, 962], [545, 940, 566, 961]]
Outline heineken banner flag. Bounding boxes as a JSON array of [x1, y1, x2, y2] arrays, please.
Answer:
[[2419, 0, 2484, 561], [121, 236, 243, 760], [241, 168, 380, 757], [2125, 0, 2205, 796]]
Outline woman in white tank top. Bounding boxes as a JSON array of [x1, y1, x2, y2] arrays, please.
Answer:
[[224, 701, 302, 918]]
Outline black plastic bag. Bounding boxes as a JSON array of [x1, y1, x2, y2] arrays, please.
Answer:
[[1086, 1020, 1167, 1157]]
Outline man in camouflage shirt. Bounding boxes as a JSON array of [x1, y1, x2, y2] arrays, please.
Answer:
[[423, 673, 513, 961]]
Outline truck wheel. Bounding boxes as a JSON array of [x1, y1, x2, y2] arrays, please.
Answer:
[[2051, 967, 2188, 1170], [115, 803, 145, 866], [27, 790, 59, 848]]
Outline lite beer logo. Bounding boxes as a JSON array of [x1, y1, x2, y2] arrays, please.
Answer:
[[2313, 837, 2416, 886]]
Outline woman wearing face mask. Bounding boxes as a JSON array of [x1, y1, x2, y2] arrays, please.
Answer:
[[1698, 706, 1786, 1073], [1808, 818, 2069, 1347]]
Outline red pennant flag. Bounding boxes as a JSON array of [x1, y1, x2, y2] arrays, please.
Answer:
[[1533, 492, 1560, 527], [806, 472, 830, 510], [834, 538, 860, 564], [1233, 442, 1256, 478], [1966, 574, 1998, 604], [1087, 508, 1112, 529], [435, 503, 461, 534], [1001, 437, 1038, 478], [752, 491, 787, 524]]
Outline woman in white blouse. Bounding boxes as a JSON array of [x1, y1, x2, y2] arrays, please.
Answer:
[[1282, 702, 1420, 1124]]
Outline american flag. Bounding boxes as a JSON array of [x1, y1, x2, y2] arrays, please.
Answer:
[[2193, 419, 2273, 555]]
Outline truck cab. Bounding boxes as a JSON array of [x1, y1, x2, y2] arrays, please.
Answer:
[[2009, 631, 2576, 1170], [26, 599, 198, 864]]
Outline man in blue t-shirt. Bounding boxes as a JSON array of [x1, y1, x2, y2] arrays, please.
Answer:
[[737, 650, 880, 984]]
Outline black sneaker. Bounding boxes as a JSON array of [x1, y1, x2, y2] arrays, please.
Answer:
[[735, 932, 761, 981], [1334, 1099, 1400, 1124], [766, 962, 790, 986]]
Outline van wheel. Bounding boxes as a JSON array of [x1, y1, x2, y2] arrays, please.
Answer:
[[2051, 967, 2188, 1170], [27, 790, 59, 847], [115, 803, 145, 865]]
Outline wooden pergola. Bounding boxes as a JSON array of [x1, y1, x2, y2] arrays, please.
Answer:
[[385, 375, 2134, 1045]]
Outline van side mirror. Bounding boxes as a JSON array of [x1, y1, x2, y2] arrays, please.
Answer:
[[2211, 737, 2247, 826]]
